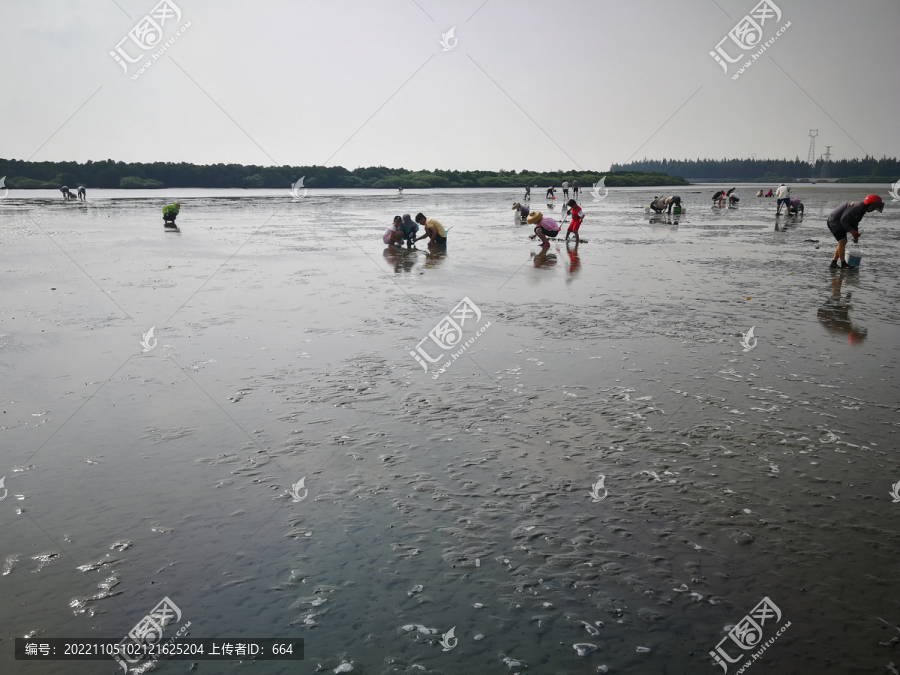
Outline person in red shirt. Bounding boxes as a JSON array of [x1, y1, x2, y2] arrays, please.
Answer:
[[564, 199, 586, 244]]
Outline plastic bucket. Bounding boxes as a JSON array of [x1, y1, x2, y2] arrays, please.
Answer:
[[673, 206, 682, 214], [644, 206, 651, 214], [847, 250, 863, 267]]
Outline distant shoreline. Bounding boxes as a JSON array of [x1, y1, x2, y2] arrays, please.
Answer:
[[0, 159, 688, 190]]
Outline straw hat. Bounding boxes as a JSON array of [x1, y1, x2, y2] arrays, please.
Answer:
[[526, 211, 543, 225], [512, 202, 521, 210]]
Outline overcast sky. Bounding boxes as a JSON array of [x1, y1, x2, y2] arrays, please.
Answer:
[[2, 0, 897, 171]]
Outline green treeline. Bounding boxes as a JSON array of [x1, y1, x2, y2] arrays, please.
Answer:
[[0, 158, 688, 190], [612, 157, 900, 183]]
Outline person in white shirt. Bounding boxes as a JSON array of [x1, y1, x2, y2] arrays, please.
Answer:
[[562, 181, 569, 199], [775, 183, 791, 215], [382, 216, 403, 246]]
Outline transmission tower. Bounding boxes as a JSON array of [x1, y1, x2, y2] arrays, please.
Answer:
[[807, 129, 819, 165], [819, 145, 833, 178]]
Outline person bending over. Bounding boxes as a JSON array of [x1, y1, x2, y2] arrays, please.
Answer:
[[826, 195, 882, 269], [399, 213, 419, 248], [651, 195, 681, 213], [383, 216, 404, 247], [526, 210, 560, 247], [414, 213, 447, 247], [163, 202, 180, 225], [565, 199, 586, 244], [512, 202, 529, 223]]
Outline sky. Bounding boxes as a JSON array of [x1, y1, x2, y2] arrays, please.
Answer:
[[1, 0, 898, 172]]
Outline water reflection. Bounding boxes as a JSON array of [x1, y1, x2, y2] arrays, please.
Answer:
[[383, 246, 418, 273], [817, 272, 868, 343], [774, 218, 801, 233], [423, 246, 447, 269], [565, 242, 581, 282], [531, 247, 558, 269], [648, 213, 679, 226]]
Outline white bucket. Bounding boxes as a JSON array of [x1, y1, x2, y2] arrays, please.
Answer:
[[644, 206, 651, 214], [847, 250, 863, 267]]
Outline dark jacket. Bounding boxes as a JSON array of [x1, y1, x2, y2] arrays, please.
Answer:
[[827, 202, 867, 234]]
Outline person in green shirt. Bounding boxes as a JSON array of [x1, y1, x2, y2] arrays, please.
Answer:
[[163, 202, 180, 225], [414, 213, 447, 247]]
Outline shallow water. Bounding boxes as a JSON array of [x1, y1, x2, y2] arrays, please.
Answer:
[[1, 186, 898, 674]]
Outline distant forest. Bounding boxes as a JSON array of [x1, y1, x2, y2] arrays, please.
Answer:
[[612, 156, 900, 183], [0, 159, 688, 190]]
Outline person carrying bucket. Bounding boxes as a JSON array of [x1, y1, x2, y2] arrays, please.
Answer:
[[826, 195, 883, 269]]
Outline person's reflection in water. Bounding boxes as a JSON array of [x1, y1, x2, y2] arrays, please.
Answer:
[[565, 241, 581, 283], [649, 213, 678, 226], [817, 272, 868, 344], [531, 247, 558, 269], [423, 245, 447, 269], [383, 246, 417, 274], [775, 217, 800, 233]]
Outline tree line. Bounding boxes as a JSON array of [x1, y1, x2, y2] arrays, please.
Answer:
[[612, 156, 900, 182], [0, 158, 688, 190]]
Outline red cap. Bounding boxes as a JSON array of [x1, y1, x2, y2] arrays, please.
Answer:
[[863, 194, 882, 205]]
